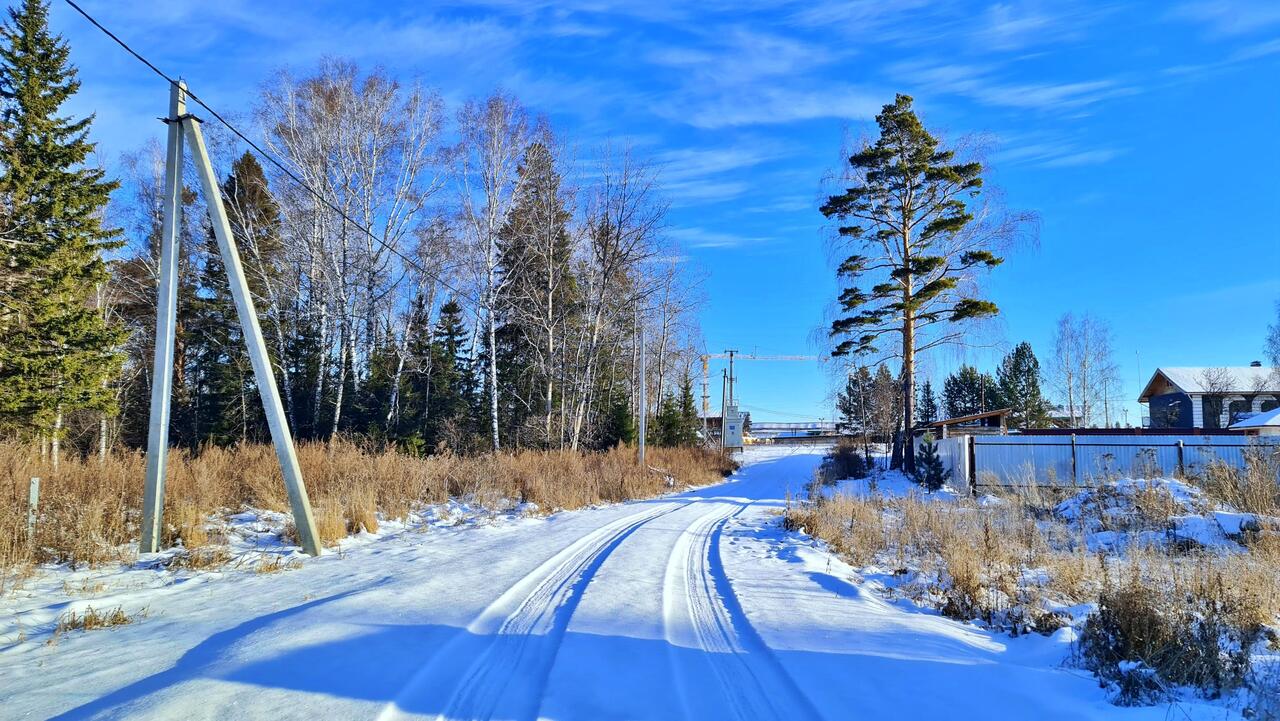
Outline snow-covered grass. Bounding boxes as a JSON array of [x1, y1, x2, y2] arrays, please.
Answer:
[[789, 457, 1280, 714]]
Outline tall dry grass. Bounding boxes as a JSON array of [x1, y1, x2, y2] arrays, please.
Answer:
[[785, 461, 1280, 705], [1, 440, 735, 578]]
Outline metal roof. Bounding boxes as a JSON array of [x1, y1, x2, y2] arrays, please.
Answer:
[[1138, 366, 1280, 402]]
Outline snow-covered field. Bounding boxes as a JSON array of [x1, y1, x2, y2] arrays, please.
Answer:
[[0, 445, 1239, 720]]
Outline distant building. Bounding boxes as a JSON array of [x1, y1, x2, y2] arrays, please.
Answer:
[[1138, 365, 1280, 430], [925, 408, 1011, 438]]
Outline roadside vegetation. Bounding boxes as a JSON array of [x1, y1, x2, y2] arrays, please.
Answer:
[[787, 438, 1280, 713], [1, 440, 735, 589]]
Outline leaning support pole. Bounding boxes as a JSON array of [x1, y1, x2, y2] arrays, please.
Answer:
[[183, 114, 323, 556], [139, 81, 186, 553]]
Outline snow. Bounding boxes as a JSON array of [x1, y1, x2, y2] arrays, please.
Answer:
[[1232, 405, 1280, 429], [0, 445, 1244, 719], [1053, 476, 1266, 551], [1148, 366, 1279, 395]]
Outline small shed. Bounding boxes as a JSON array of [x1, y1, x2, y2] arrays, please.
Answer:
[[925, 408, 1012, 438], [1231, 406, 1280, 436]]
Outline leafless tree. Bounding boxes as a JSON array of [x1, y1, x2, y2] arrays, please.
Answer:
[[1050, 312, 1119, 427], [455, 91, 531, 451]]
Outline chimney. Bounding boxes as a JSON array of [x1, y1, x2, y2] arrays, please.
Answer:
[[1250, 360, 1262, 367]]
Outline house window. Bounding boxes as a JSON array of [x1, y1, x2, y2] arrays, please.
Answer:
[[1202, 396, 1223, 429], [1228, 399, 1251, 424], [1262, 397, 1280, 413]]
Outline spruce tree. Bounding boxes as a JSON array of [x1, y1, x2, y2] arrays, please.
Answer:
[[424, 299, 473, 450], [494, 141, 575, 445], [677, 374, 701, 445], [600, 391, 635, 448], [0, 0, 124, 443], [917, 379, 939, 425], [943, 365, 1002, 418], [913, 433, 949, 492], [996, 341, 1049, 429]]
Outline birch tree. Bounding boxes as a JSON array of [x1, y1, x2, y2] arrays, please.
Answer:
[[456, 92, 530, 451]]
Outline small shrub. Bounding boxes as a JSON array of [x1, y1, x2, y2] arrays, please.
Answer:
[[1078, 565, 1261, 704]]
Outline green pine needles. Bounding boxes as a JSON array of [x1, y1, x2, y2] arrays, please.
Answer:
[[822, 93, 1030, 471], [0, 0, 123, 439]]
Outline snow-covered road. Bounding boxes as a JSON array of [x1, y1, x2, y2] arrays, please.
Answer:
[[2, 446, 1227, 720]]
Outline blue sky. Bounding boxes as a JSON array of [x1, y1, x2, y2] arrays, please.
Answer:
[[51, 0, 1280, 425]]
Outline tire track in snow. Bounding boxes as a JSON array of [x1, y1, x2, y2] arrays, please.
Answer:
[[663, 502, 826, 721], [378, 500, 689, 721]]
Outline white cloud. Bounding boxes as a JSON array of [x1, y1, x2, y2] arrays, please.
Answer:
[[890, 60, 1131, 111], [1168, 1, 1280, 36], [667, 227, 771, 249]]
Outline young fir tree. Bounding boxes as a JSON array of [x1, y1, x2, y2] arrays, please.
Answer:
[[675, 374, 700, 446], [917, 378, 939, 424], [913, 433, 949, 492], [822, 94, 1015, 472], [652, 389, 682, 447], [425, 299, 475, 451], [943, 365, 1002, 418], [835, 366, 873, 435], [599, 391, 635, 448], [0, 0, 124, 447], [996, 341, 1049, 429]]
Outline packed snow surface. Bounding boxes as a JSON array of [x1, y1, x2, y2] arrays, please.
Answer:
[[0, 445, 1239, 719]]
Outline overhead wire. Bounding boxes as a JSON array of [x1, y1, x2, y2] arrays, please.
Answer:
[[62, 0, 488, 311]]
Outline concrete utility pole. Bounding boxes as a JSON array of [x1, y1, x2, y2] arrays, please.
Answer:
[[139, 81, 186, 554], [638, 325, 646, 466], [725, 349, 737, 406], [140, 80, 322, 556]]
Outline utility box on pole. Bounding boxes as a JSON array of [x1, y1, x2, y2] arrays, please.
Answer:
[[722, 404, 745, 451]]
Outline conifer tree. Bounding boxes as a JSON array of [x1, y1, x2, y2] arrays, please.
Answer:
[[943, 365, 1002, 418], [913, 433, 949, 492], [822, 94, 1023, 472], [997, 341, 1049, 429], [600, 391, 635, 448], [676, 374, 700, 446], [424, 300, 473, 450], [917, 378, 939, 424], [0, 0, 123, 449]]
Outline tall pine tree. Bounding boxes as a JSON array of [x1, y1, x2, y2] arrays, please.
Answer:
[[0, 0, 123, 452], [822, 94, 1018, 471]]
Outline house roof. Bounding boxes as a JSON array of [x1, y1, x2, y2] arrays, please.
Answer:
[[1138, 366, 1280, 402], [928, 408, 1012, 427], [1231, 406, 1280, 429]]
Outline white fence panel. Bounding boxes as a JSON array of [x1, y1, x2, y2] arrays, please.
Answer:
[[934, 437, 968, 482]]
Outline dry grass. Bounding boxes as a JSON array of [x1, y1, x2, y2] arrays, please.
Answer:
[[52, 605, 140, 637], [1, 440, 735, 570], [785, 463, 1280, 704], [1192, 447, 1280, 517]]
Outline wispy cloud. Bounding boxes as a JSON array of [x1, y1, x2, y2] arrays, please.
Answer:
[[667, 227, 771, 249], [890, 60, 1132, 111], [992, 135, 1126, 169], [1167, 1, 1280, 37]]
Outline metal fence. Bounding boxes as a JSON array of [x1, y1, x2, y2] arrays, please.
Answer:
[[934, 434, 1280, 488]]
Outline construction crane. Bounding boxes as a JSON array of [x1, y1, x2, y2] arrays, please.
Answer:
[[699, 351, 820, 417]]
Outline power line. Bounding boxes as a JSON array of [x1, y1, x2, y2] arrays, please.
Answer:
[[62, 0, 486, 310]]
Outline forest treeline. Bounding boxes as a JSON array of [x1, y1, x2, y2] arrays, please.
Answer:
[[0, 3, 705, 462]]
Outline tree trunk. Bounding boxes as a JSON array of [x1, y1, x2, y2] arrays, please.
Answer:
[[51, 409, 62, 473]]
